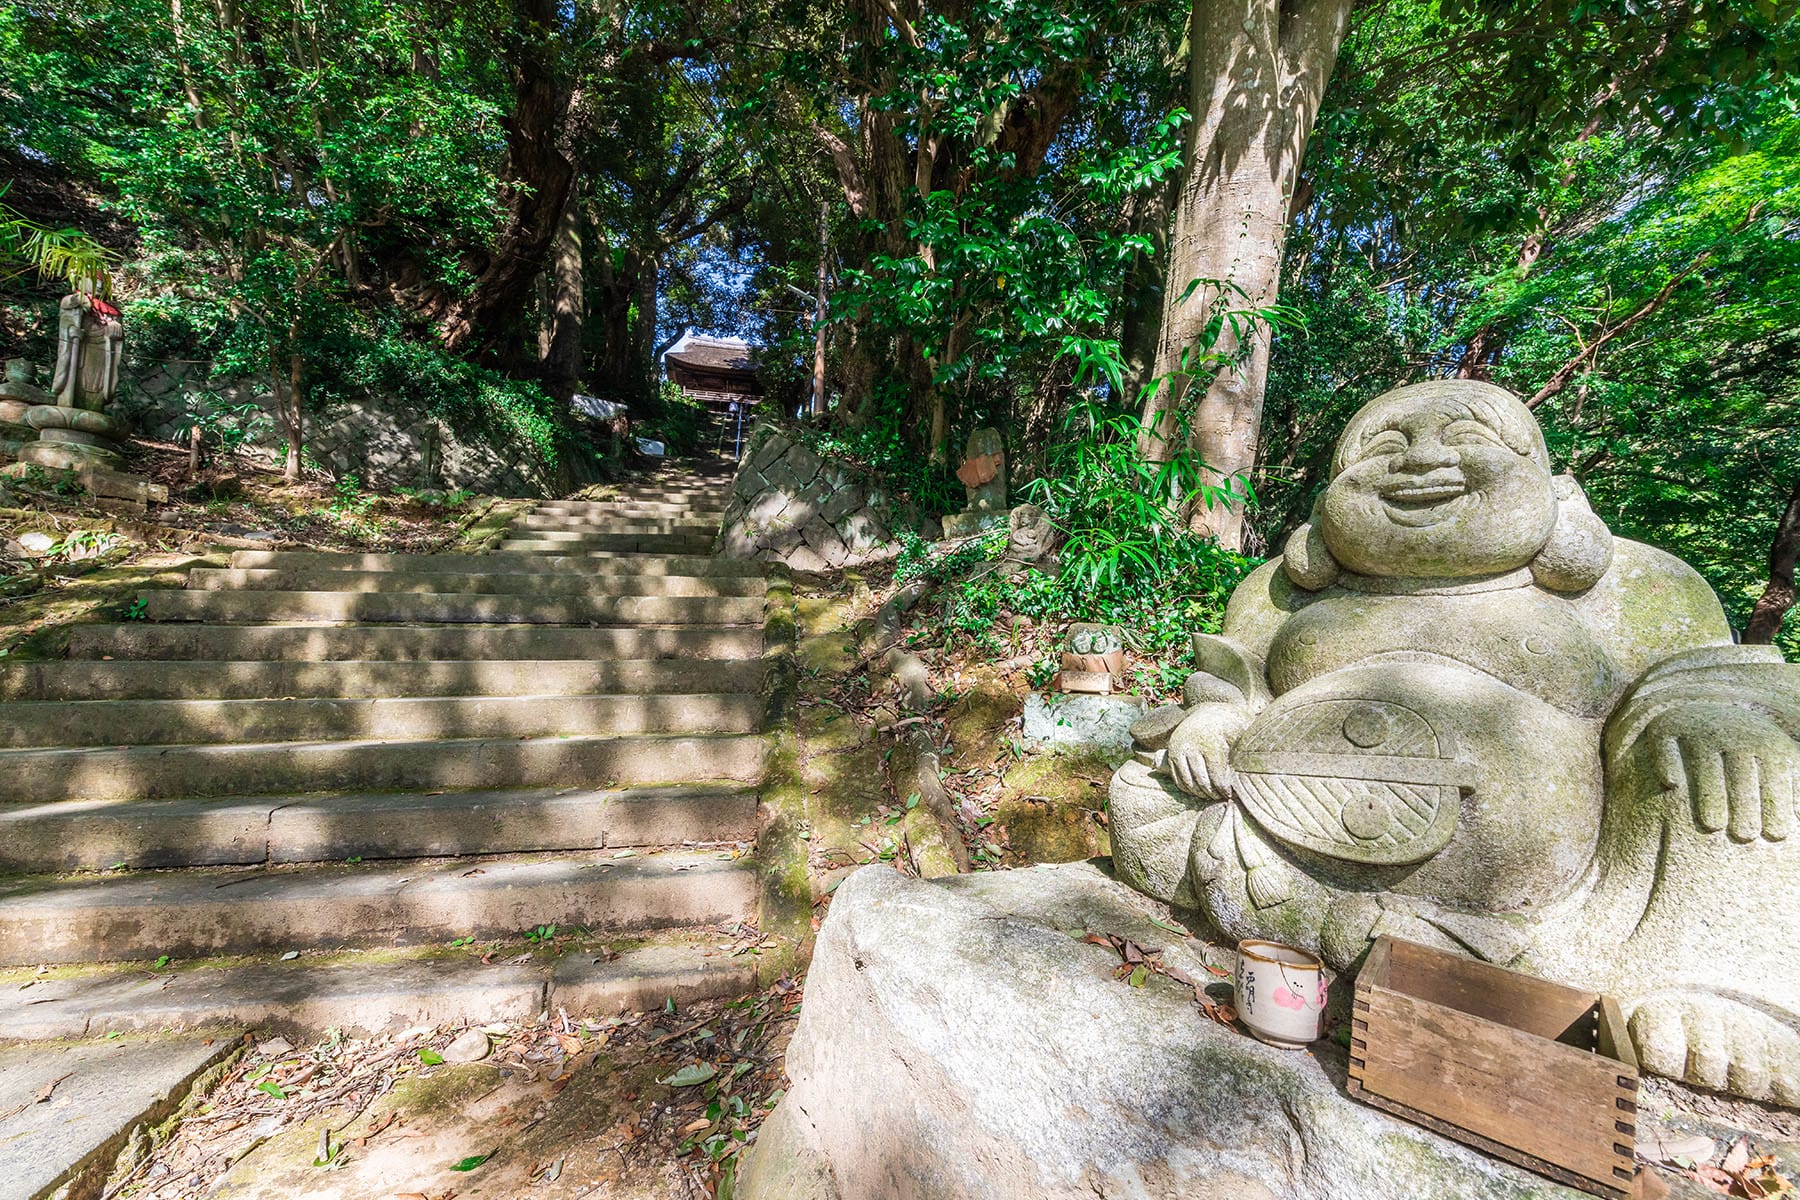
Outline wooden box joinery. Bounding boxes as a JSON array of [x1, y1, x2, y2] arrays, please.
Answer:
[[1347, 936, 1640, 1198]]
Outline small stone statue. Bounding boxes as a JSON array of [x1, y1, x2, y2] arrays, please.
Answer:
[[1006, 503, 1061, 572], [0, 359, 51, 407], [1107, 379, 1800, 1102], [50, 288, 124, 412], [944, 428, 1008, 537], [1061, 622, 1126, 694]]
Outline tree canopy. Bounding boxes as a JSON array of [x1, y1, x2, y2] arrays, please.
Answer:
[[1, 0, 1795, 646]]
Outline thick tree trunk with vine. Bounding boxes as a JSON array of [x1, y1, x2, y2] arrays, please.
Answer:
[[1746, 480, 1800, 645], [1141, 0, 1353, 550], [592, 244, 642, 399], [632, 256, 658, 395], [540, 190, 585, 404], [415, 0, 574, 354]]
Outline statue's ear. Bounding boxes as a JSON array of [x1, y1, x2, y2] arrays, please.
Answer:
[[1531, 475, 1614, 593], [1282, 500, 1340, 592]]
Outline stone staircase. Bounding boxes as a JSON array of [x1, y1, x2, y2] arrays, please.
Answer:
[[0, 465, 776, 1034]]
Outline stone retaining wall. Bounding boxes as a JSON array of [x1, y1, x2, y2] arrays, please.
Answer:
[[717, 424, 914, 572], [120, 361, 557, 497]]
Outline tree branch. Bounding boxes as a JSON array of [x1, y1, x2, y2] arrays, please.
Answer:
[[1527, 203, 1765, 408], [813, 124, 870, 218]]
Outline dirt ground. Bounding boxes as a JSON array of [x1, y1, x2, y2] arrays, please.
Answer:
[[112, 975, 800, 1200]]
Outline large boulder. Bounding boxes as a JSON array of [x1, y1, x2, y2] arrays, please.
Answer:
[[740, 861, 1600, 1200]]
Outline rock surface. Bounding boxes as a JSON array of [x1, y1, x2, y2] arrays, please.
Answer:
[[1022, 692, 1146, 764], [740, 862, 1602, 1200]]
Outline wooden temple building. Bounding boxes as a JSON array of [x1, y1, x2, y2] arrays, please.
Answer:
[[663, 332, 762, 458]]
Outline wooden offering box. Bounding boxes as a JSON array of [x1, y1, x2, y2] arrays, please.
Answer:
[[1347, 937, 1640, 1198]]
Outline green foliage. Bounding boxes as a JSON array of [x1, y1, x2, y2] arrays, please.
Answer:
[[1267, 75, 1800, 648], [900, 403, 1259, 677], [173, 396, 271, 464], [0, 189, 117, 292], [3, 0, 549, 469], [328, 474, 373, 517], [633, 381, 713, 457], [843, 102, 1187, 401]]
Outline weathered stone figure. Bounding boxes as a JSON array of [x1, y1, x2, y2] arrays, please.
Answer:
[[50, 289, 123, 411], [944, 427, 1008, 536], [1109, 379, 1800, 1102]]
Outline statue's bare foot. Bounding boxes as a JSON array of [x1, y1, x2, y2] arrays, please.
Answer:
[[1627, 993, 1800, 1103]]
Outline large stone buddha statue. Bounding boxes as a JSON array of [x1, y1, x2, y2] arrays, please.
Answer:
[[1109, 379, 1800, 1102]]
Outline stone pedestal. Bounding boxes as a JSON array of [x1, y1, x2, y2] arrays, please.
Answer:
[[741, 863, 1606, 1200], [15, 404, 129, 471]]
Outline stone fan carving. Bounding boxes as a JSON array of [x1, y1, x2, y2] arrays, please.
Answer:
[[1230, 697, 1474, 866]]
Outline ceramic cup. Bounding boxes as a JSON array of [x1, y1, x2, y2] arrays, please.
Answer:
[[1235, 939, 1327, 1048]]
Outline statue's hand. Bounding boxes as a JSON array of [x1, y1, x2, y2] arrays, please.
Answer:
[[1647, 703, 1798, 842], [1165, 704, 1252, 801]]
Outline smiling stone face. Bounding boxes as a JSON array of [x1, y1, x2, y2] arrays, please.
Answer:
[[1318, 380, 1558, 578]]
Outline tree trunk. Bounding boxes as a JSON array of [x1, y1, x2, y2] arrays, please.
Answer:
[[416, 0, 574, 354], [632, 254, 658, 400], [1140, 0, 1354, 549], [1745, 480, 1800, 645], [592, 243, 641, 397], [272, 336, 305, 485], [811, 201, 830, 417], [541, 188, 584, 403]]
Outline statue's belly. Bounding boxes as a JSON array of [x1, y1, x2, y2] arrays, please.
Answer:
[[1267, 590, 1621, 718], [1231, 659, 1602, 912]]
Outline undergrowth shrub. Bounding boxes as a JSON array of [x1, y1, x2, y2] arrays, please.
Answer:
[[632, 381, 713, 456], [898, 404, 1261, 699]]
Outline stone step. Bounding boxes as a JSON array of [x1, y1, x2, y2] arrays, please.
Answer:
[[0, 782, 758, 872], [0, 692, 767, 748], [0, 1034, 237, 1200], [0, 731, 769, 802], [562, 493, 728, 511], [139, 588, 763, 626], [0, 849, 757, 965], [188, 566, 766, 597], [514, 513, 722, 534], [67, 622, 766, 662], [495, 533, 717, 555], [0, 939, 755, 1041], [0, 657, 769, 701], [228, 549, 764, 576], [533, 501, 729, 519]]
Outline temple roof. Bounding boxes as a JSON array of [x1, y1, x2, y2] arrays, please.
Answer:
[[664, 335, 758, 376]]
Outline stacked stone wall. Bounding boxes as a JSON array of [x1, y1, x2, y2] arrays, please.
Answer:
[[119, 360, 557, 497], [717, 424, 915, 572]]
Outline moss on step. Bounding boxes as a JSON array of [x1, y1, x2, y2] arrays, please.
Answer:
[[0, 554, 225, 659], [942, 674, 1022, 770], [457, 496, 533, 551], [994, 753, 1112, 864], [756, 728, 813, 986], [756, 564, 812, 984]]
